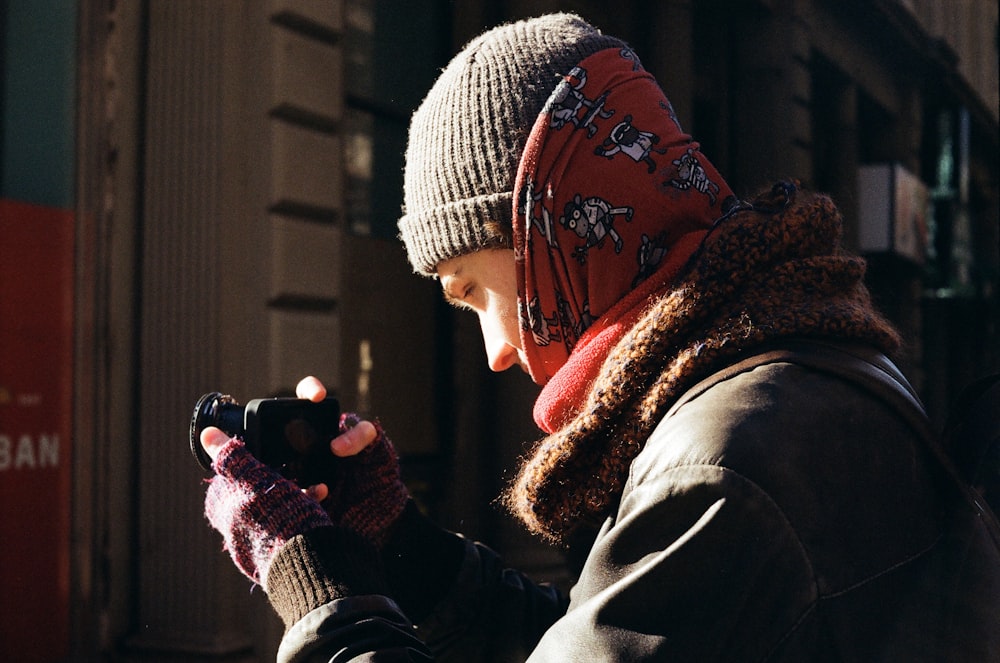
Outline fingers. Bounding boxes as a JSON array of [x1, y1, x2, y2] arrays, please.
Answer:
[[331, 420, 377, 457], [304, 483, 329, 502], [296, 375, 327, 402], [200, 426, 231, 463]]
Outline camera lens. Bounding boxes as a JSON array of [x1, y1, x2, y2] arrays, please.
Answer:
[[189, 392, 243, 471]]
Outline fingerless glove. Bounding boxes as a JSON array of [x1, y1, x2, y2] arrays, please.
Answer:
[[205, 438, 331, 587], [322, 414, 410, 547]]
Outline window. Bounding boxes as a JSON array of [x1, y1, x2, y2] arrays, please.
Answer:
[[343, 0, 448, 238]]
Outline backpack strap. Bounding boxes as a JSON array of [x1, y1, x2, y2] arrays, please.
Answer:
[[943, 372, 1000, 505], [668, 339, 1000, 548]]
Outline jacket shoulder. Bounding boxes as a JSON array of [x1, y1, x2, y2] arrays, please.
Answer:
[[630, 359, 943, 595], [636, 359, 918, 480]]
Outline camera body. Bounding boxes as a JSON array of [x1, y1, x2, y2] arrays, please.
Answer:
[[190, 392, 341, 486]]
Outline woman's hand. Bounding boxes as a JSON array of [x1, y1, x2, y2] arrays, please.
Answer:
[[294, 375, 379, 502], [292, 375, 410, 547], [296, 374, 379, 455], [202, 432, 332, 588]]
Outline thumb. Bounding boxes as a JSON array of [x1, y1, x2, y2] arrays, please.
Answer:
[[331, 420, 378, 456], [200, 426, 232, 463]]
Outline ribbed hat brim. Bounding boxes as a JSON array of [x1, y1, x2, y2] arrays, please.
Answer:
[[398, 13, 628, 275]]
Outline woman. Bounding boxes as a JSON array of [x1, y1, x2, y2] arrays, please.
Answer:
[[200, 14, 999, 662]]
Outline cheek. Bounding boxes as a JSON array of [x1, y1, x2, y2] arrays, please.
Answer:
[[503, 311, 522, 350], [496, 295, 522, 350], [480, 298, 521, 350]]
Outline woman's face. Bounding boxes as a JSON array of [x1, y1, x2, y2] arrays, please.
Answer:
[[436, 248, 528, 374]]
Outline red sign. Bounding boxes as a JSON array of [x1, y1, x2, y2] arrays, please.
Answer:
[[0, 198, 74, 661]]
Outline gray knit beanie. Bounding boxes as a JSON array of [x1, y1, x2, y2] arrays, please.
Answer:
[[398, 13, 628, 276]]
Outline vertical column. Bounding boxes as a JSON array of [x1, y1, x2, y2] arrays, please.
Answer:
[[732, 1, 812, 192], [257, 0, 345, 400], [131, 0, 256, 655], [133, 0, 350, 656]]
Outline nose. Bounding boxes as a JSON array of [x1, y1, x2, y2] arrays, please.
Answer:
[[480, 316, 519, 372], [485, 338, 519, 372]]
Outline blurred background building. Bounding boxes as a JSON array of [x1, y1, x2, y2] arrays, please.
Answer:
[[0, 0, 996, 660]]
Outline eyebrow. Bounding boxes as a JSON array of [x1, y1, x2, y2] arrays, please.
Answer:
[[441, 288, 463, 307], [439, 268, 467, 308]]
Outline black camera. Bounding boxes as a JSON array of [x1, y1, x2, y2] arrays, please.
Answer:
[[189, 391, 341, 487]]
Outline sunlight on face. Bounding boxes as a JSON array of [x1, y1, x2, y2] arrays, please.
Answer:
[[436, 249, 528, 373]]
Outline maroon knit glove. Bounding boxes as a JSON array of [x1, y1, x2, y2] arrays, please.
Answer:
[[322, 413, 409, 547], [205, 437, 332, 587]]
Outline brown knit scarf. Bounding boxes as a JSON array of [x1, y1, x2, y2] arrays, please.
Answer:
[[503, 181, 902, 544]]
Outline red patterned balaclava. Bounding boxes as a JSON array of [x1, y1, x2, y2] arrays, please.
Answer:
[[514, 47, 735, 433]]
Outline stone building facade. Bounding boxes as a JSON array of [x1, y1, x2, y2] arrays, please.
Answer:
[[3, 0, 994, 659]]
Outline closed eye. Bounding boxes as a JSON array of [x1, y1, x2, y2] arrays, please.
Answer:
[[443, 283, 476, 311]]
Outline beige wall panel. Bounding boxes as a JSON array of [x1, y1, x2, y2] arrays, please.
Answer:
[[270, 0, 343, 32], [271, 27, 343, 122], [804, 3, 901, 116], [269, 309, 341, 395], [134, 0, 260, 653], [270, 120, 342, 213], [910, 0, 999, 121], [269, 215, 342, 301]]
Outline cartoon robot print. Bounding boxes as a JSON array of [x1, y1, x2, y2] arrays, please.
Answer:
[[522, 177, 559, 249], [595, 114, 668, 173], [666, 147, 720, 205], [618, 46, 642, 71], [555, 292, 594, 345], [547, 66, 615, 138], [633, 232, 669, 288], [559, 193, 634, 263], [522, 295, 561, 348], [659, 99, 683, 133]]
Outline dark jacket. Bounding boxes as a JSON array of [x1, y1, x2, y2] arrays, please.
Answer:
[[274, 347, 1000, 662]]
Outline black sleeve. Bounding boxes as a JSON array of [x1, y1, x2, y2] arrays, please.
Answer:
[[382, 501, 569, 662], [269, 503, 570, 663], [267, 526, 433, 663], [277, 594, 433, 663], [524, 465, 816, 662]]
